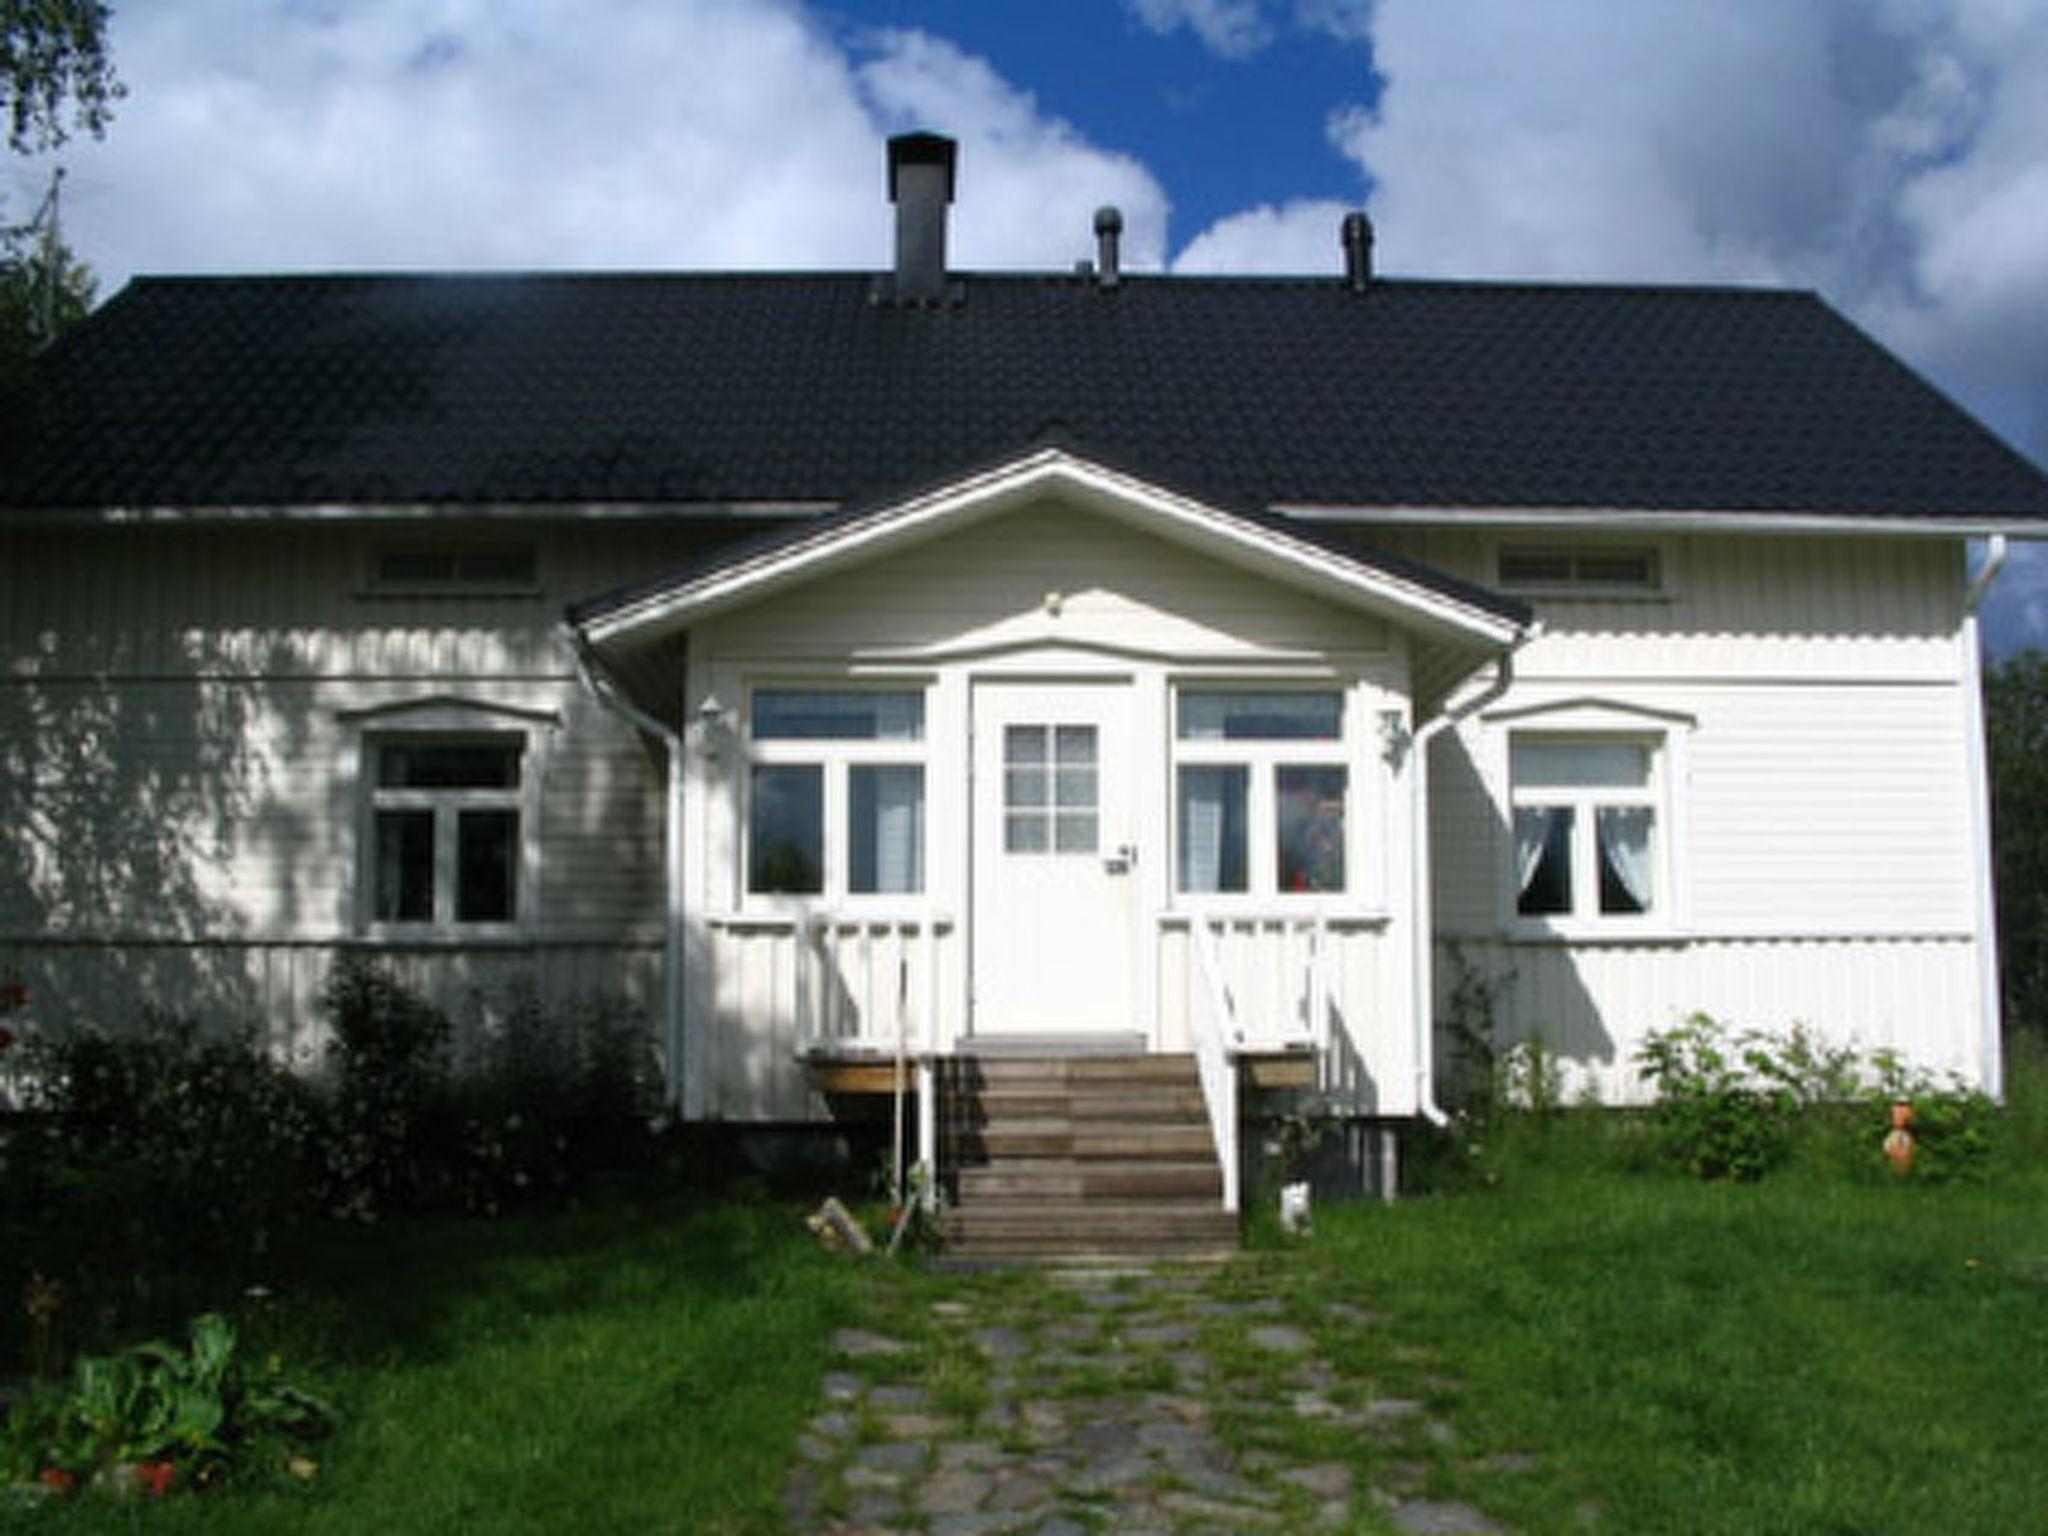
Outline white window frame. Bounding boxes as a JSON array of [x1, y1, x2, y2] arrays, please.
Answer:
[[1485, 698, 1693, 941], [740, 681, 931, 910], [1169, 681, 1369, 913], [341, 697, 556, 940], [1492, 538, 1672, 600]]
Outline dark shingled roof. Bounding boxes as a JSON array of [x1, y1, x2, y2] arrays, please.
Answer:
[[7, 269, 2048, 519]]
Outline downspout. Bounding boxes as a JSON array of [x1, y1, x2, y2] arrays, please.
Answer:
[[1962, 535, 2007, 1097], [1408, 626, 1540, 1125], [565, 626, 689, 1114]]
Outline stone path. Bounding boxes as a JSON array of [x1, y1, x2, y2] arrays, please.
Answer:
[[782, 1261, 1533, 1533]]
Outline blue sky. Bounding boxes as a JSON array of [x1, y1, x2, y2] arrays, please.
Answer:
[[13, 0, 2048, 648]]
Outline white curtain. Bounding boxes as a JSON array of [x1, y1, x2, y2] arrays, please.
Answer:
[[853, 766, 923, 894], [1598, 807, 1654, 912], [1180, 769, 1225, 892], [1513, 807, 1557, 898]]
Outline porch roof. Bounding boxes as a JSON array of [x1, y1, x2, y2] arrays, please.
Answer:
[[567, 446, 1533, 665]]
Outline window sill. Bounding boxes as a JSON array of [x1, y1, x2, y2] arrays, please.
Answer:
[[1162, 905, 1392, 930], [1505, 919, 1689, 946], [348, 927, 535, 950]]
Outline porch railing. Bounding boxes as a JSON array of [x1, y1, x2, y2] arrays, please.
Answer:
[[1186, 917, 1243, 1213]]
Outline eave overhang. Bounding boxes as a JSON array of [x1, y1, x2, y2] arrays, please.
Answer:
[[568, 448, 1532, 657], [1274, 502, 2048, 538]]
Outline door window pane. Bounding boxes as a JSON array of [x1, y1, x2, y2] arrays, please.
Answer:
[[1005, 724, 1097, 855], [1276, 766, 1347, 894], [456, 808, 519, 921], [750, 764, 824, 893], [1178, 766, 1249, 892], [850, 766, 924, 894]]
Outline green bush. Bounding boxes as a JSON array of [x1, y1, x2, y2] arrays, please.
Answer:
[[318, 956, 459, 1221], [1638, 1015, 2001, 1183], [0, 1311, 331, 1498], [1, 1014, 325, 1348]]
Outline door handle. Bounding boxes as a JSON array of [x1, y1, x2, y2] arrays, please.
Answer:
[[1103, 843, 1137, 875]]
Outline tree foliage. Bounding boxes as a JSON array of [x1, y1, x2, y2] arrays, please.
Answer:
[[1, 0, 120, 153], [1988, 649, 2048, 1039]]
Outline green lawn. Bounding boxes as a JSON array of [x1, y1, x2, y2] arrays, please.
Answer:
[[12, 1188, 856, 1534], [1296, 1159, 2048, 1533], [13, 1129, 2048, 1532]]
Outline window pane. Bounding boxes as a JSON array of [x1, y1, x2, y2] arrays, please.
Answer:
[[1576, 550, 1657, 587], [752, 690, 923, 741], [1178, 766, 1248, 893], [1276, 766, 1347, 894], [749, 764, 823, 894], [375, 542, 535, 587], [850, 766, 924, 895], [1179, 691, 1341, 741], [1005, 766, 1048, 809], [1055, 811, 1099, 854], [378, 740, 523, 789], [1514, 807, 1574, 915], [456, 808, 518, 921], [1006, 813, 1049, 854], [1511, 739, 1651, 789], [1597, 807, 1655, 915], [1498, 548, 1576, 586], [374, 810, 435, 921]]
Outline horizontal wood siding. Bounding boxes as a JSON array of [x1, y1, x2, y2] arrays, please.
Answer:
[[702, 501, 1388, 661], [1439, 934, 1981, 1100], [0, 518, 719, 1048]]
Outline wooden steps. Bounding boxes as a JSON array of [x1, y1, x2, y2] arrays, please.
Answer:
[[938, 1053, 1237, 1265]]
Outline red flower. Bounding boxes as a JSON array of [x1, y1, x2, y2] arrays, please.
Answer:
[[133, 1462, 176, 1498], [38, 1467, 77, 1494]]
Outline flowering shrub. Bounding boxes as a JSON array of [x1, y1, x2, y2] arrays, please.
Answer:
[[0, 1312, 331, 1498], [1637, 1015, 1999, 1182]]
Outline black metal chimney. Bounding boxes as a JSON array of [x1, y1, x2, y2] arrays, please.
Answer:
[[1094, 206, 1123, 289], [1341, 210, 1374, 291], [888, 132, 958, 302]]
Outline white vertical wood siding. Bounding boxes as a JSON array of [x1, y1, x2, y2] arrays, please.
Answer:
[[1438, 935, 1981, 1102]]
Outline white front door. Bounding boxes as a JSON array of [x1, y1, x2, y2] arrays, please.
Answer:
[[971, 679, 1139, 1035]]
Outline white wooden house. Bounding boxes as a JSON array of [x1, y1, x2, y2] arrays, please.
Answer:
[[5, 134, 2046, 1239]]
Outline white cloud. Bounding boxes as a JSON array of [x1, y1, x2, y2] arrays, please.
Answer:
[[856, 31, 1171, 271], [1125, 0, 1272, 59], [27, 0, 1166, 289], [1172, 198, 1352, 273]]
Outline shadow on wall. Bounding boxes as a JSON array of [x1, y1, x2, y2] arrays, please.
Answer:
[[1429, 729, 1617, 1106], [0, 654, 319, 1044]]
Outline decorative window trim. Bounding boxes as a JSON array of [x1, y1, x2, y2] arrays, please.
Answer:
[[739, 680, 932, 910], [345, 698, 556, 940], [1169, 681, 1373, 912], [1492, 538, 1673, 601], [1484, 697, 1692, 940]]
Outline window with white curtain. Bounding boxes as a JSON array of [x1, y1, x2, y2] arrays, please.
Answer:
[[1175, 688, 1350, 899], [747, 687, 926, 899], [1509, 736, 1660, 920]]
